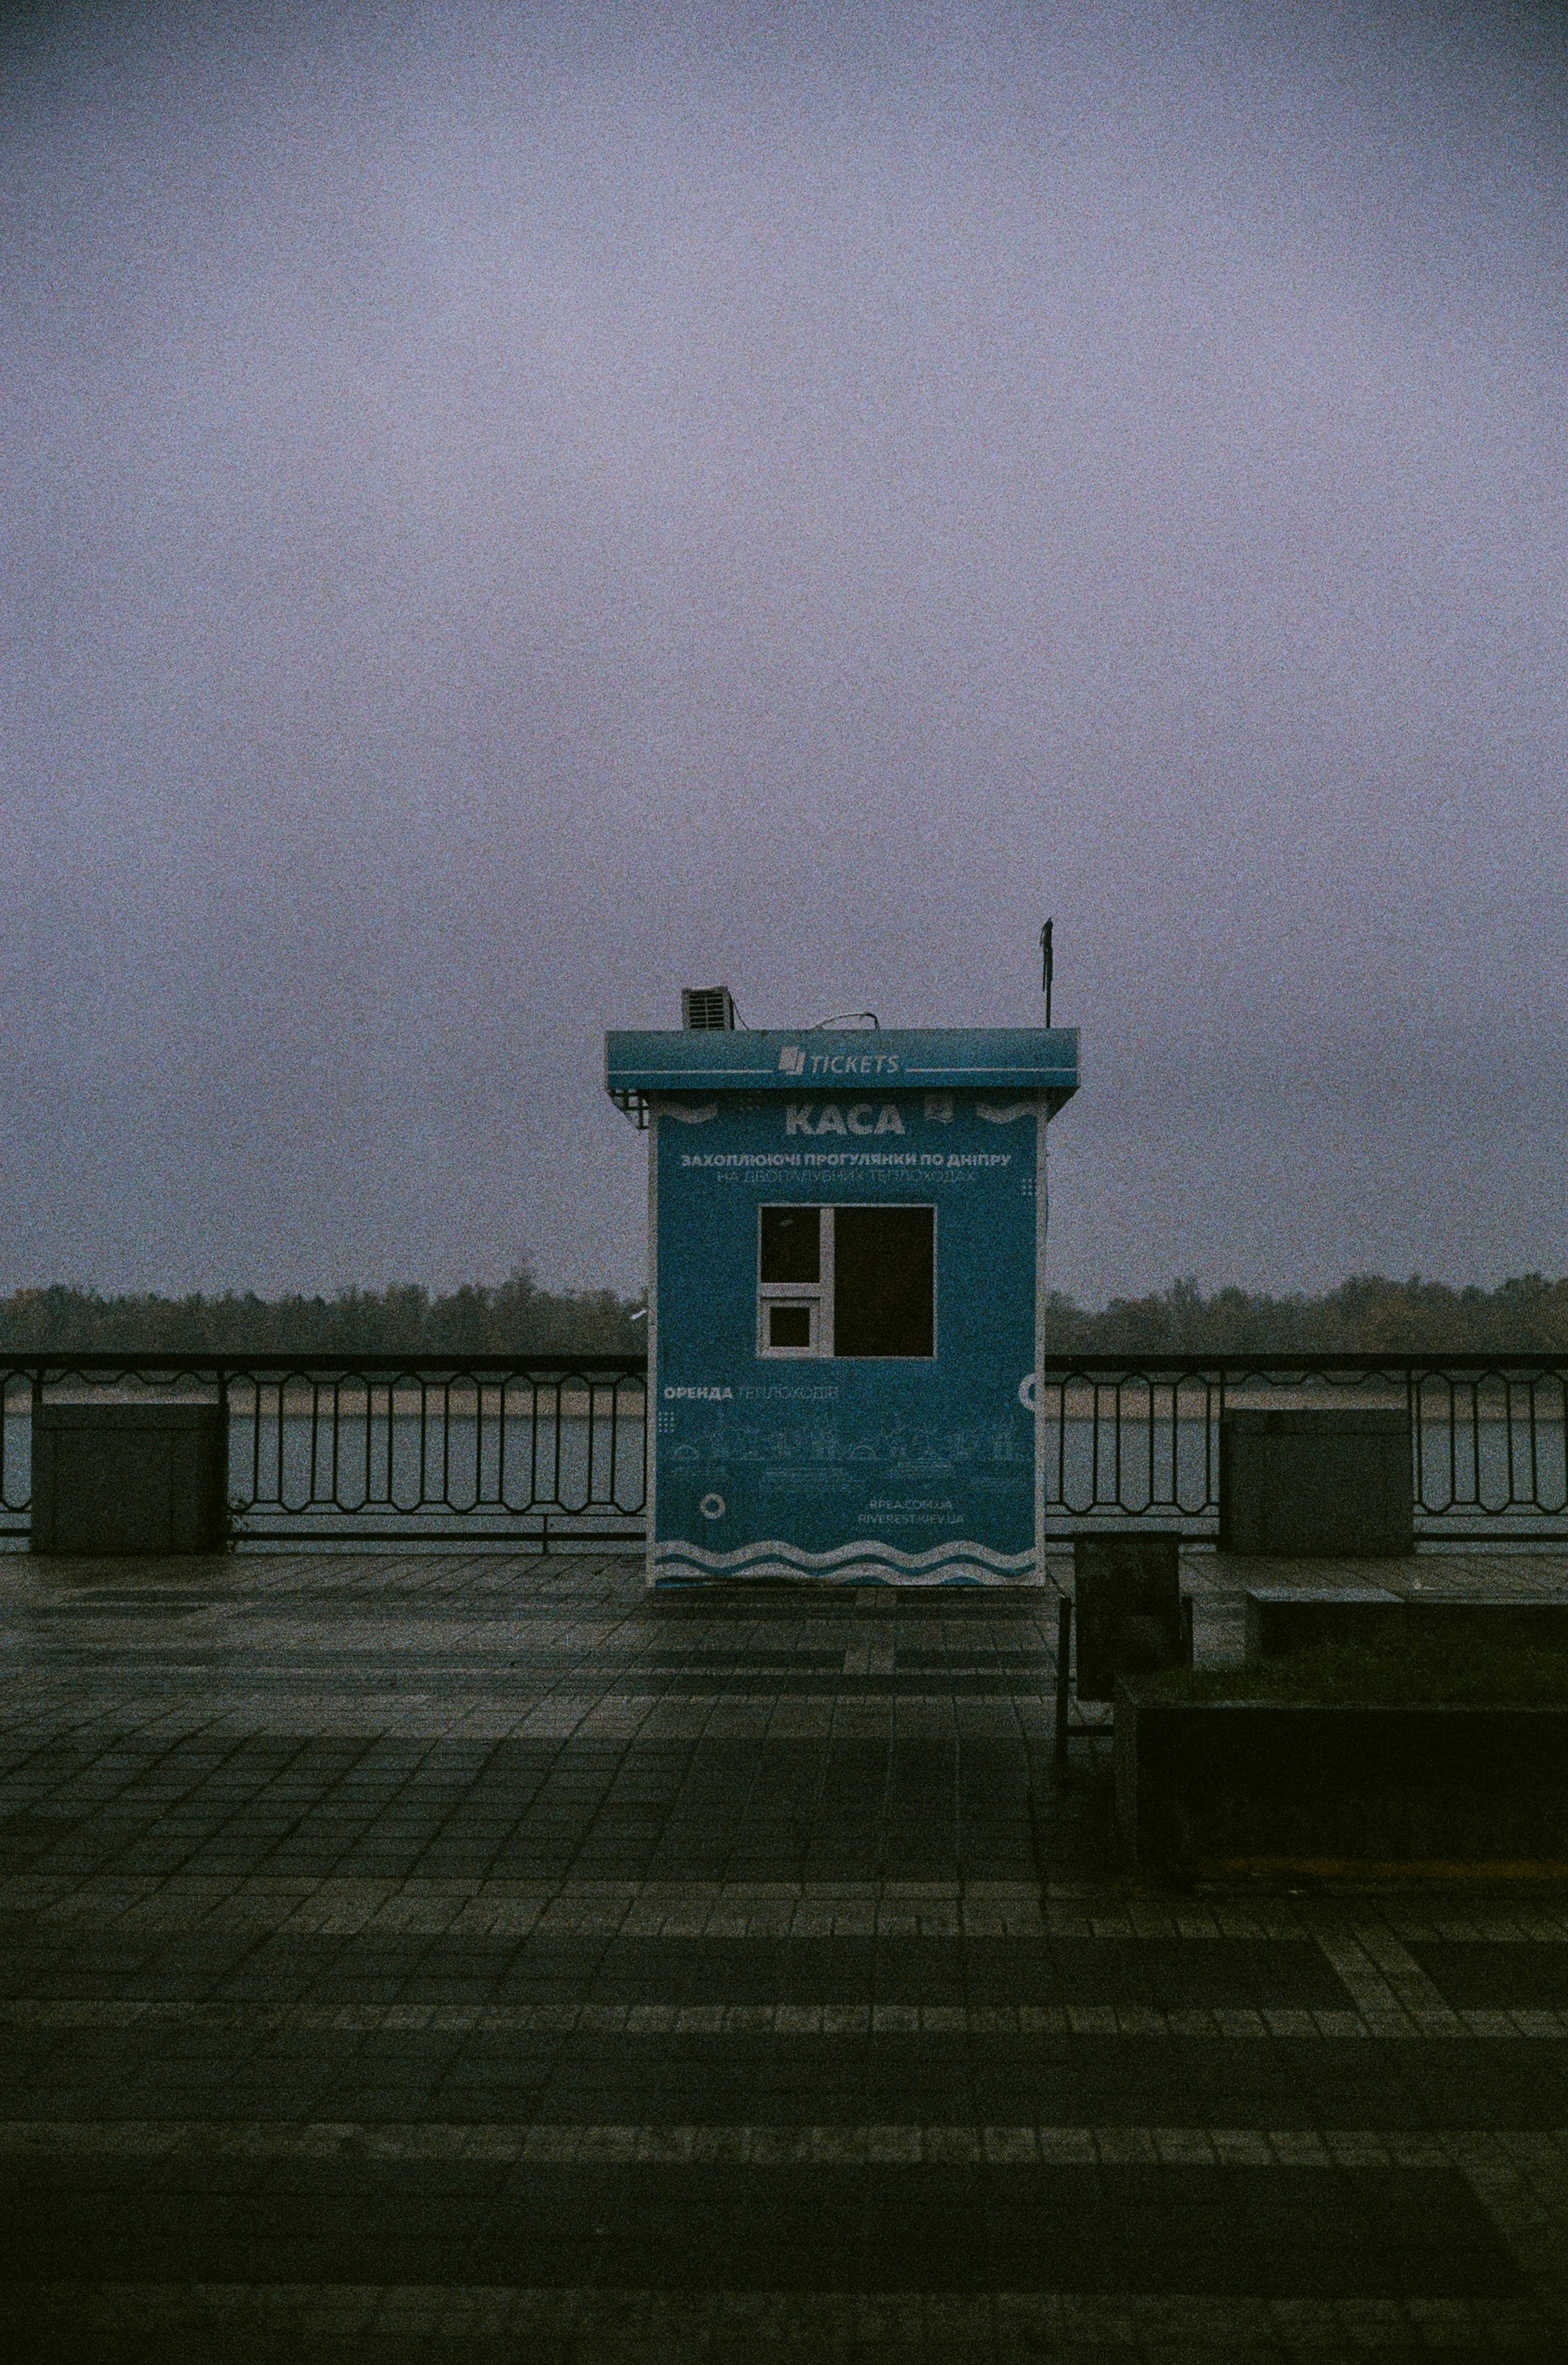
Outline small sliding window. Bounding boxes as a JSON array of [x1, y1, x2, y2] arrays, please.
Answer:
[[757, 1204, 824, 1357], [757, 1204, 935, 1360]]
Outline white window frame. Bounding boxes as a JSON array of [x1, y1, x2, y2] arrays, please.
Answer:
[[757, 1204, 833, 1359], [756, 1203, 935, 1361], [757, 1295, 822, 1358]]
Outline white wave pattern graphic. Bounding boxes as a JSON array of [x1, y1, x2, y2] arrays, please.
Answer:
[[653, 1537, 1035, 1586]]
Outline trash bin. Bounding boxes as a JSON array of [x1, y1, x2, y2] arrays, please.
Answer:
[[1073, 1534, 1192, 1701]]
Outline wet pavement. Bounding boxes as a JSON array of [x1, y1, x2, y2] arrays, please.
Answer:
[[0, 1546, 1564, 2360]]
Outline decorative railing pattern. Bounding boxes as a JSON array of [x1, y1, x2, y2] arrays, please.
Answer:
[[1036, 1356, 1568, 1538], [1, 1352, 1565, 1545], [0, 1356, 647, 1546]]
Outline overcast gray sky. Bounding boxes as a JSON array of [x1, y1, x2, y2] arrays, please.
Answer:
[[3, 1, 1565, 1304]]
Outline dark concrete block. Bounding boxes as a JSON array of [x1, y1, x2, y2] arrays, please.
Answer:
[[1219, 1409, 1413, 1557], [1073, 1534, 1191, 1703], [1244, 1586, 1403, 1661], [1405, 1598, 1568, 1651], [1116, 1682, 1568, 1871], [31, 1402, 228, 1556], [1245, 1588, 1568, 1662]]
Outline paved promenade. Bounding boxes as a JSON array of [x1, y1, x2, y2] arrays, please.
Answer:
[[1, 1546, 1566, 2360]]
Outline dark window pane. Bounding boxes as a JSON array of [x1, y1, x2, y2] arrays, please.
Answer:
[[832, 1207, 934, 1358], [760, 1205, 821, 1284], [768, 1304, 813, 1348]]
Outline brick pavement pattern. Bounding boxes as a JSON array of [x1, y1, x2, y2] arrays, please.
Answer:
[[1, 1546, 1566, 2360]]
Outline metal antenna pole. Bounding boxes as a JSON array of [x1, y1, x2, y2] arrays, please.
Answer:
[[1039, 919, 1054, 1026]]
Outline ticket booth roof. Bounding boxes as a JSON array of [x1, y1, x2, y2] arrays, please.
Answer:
[[604, 1026, 1079, 1125]]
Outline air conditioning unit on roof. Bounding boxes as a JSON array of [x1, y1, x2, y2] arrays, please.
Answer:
[[681, 986, 736, 1031]]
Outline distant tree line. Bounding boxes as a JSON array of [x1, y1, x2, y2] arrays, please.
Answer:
[[0, 1267, 644, 1356], [1039, 1273, 1568, 1355], [2, 1268, 1567, 1358]]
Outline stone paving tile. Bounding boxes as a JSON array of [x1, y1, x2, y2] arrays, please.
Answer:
[[1410, 1946, 1568, 2013], [1, 1547, 1567, 2359], [0, 2157, 1522, 2294], [2, 2029, 1567, 2132], [0, 1932, 1356, 2010]]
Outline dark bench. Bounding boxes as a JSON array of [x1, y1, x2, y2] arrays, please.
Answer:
[[1246, 1586, 1568, 1662]]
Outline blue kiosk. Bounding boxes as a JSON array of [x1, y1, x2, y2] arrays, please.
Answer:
[[606, 1004, 1078, 1589]]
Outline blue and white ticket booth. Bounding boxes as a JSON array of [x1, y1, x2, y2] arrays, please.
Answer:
[[605, 1016, 1079, 1588]]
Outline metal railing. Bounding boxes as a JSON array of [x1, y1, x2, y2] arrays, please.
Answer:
[[2, 1351, 1566, 1547], [1036, 1355, 1568, 1541], [0, 1355, 648, 1546]]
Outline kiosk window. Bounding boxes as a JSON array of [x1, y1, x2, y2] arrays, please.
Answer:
[[757, 1204, 934, 1360], [832, 1206, 934, 1358], [760, 1206, 821, 1284], [768, 1303, 814, 1349]]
